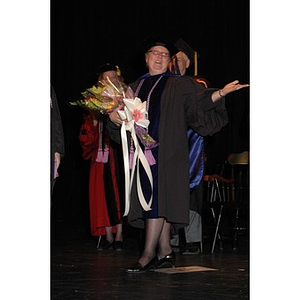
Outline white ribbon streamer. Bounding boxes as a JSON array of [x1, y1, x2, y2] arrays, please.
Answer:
[[118, 98, 153, 216]]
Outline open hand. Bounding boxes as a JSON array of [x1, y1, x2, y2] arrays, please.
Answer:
[[221, 80, 249, 96]]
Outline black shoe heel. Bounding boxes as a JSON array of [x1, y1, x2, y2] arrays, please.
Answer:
[[155, 251, 176, 269]]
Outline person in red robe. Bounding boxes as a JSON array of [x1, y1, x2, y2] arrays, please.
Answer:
[[79, 64, 125, 250]]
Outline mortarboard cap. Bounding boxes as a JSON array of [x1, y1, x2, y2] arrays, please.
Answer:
[[95, 63, 121, 76], [143, 34, 177, 57], [174, 38, 199, 76]]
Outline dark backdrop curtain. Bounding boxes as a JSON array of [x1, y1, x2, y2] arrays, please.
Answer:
[[50, 0, 249, 226]]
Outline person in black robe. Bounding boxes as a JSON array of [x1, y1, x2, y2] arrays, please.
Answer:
[[169, 38, 208, 254], [51, 85, 65, 193], [107, 37, 249, 273]]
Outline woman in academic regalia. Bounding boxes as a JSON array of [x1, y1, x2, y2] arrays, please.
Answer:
[[107, 37, 249, 273]]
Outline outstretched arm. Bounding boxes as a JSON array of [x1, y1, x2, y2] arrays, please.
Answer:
[[211, 80, 249, 102]]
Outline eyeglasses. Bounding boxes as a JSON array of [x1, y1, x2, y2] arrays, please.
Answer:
[[148, 50, 170, 58]]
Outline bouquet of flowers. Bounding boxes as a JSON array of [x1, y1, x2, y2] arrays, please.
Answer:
[[70, 77, 134, 115], [70, 77, 156, 149], [71, 76, 157, 216]]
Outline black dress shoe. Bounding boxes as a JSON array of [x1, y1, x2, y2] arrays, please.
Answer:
[[154, 251, 175, 269], [125, 257, 158, 274], [98, 240, 114, 250], [114, 241, 124, 251]]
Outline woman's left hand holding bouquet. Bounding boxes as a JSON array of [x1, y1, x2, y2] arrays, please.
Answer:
[[109, 104, 125, 126]]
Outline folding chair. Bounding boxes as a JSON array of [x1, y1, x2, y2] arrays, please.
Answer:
[[203, 174, 234, 253], [227, 151, 249, 250]]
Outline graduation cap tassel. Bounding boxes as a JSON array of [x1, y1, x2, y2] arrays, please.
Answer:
[[194, 51, 198, 77]]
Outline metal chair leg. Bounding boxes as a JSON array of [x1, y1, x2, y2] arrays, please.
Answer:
[[211, 204, 224, 253], [199, 214, 203, 253], [96, 236, 102, 249], [233, 207, 240, 251]]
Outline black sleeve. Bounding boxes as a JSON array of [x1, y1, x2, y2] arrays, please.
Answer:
[[106, 119, 122, 144], [51, 85, 65, 155], [179, 78, 229, 136]]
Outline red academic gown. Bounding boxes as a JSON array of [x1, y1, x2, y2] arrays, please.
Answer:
[[79, 113, 122, 236]]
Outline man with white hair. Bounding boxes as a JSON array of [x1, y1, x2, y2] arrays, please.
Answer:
[[169, 38, 209, 254]]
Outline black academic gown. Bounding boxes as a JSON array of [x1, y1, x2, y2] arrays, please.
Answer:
[[107, 75, 228, 229], [51, 86, 65, 191]]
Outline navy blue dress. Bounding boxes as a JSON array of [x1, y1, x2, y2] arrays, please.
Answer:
[[136, 74, 170, 218]]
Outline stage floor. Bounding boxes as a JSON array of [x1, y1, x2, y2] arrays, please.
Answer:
[[51, 218, 249, 300]]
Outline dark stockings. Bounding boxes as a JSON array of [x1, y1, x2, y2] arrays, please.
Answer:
[[138, 218, 172, 267]]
